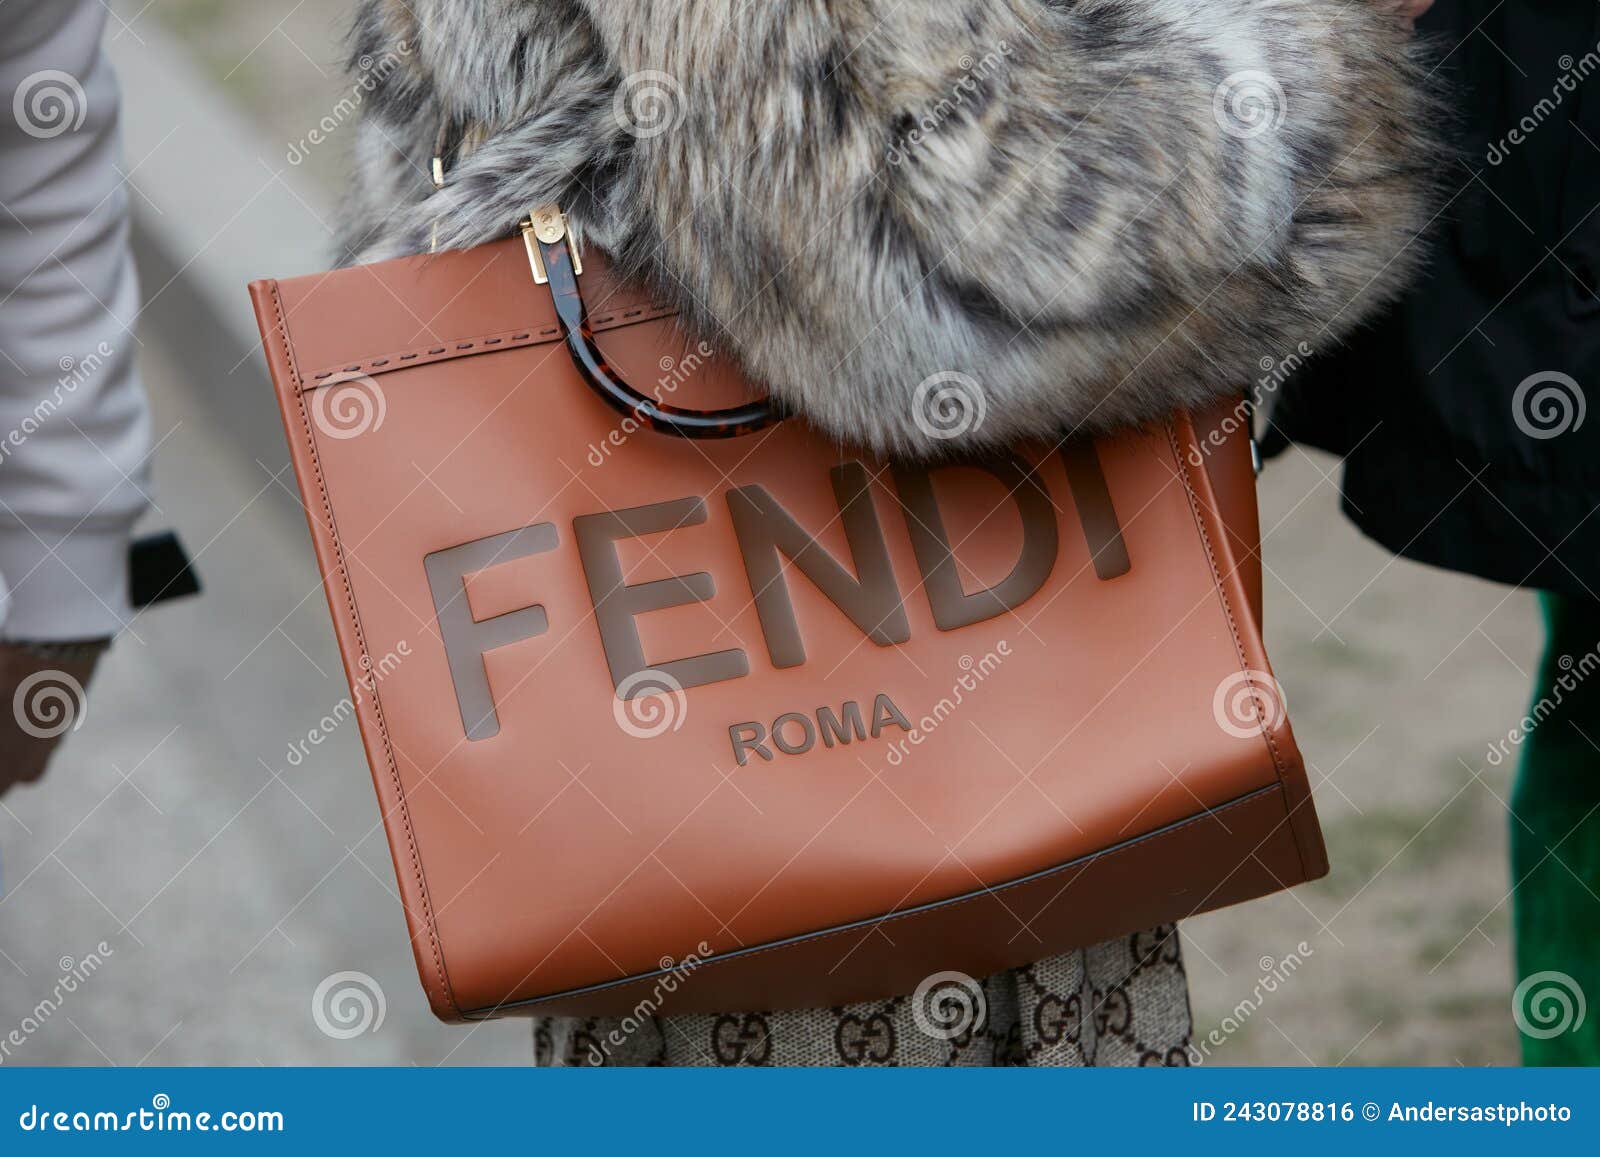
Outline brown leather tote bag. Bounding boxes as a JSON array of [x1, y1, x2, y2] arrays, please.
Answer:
[[248, 210, 1326, 1022]]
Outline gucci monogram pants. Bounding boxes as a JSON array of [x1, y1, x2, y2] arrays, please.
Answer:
[[533, 924, 1193, 1067]]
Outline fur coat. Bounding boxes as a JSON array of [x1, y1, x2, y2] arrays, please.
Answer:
[[338, 0, 1439, 456]]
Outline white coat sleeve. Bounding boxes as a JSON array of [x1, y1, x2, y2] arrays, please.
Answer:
[[0, 0, 152, 640]]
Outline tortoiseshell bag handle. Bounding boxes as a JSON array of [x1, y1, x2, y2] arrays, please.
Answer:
[[526, 208, 780, 440], [432, 121, 775, 439]]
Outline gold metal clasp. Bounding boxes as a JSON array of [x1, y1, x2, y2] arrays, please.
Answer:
[[429, 156, 447, 252], [520, 204, 584, 285], [427, 125, 487, 253]]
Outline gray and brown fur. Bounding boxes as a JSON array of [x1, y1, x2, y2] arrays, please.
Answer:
[[339, 0, 1441, 456]]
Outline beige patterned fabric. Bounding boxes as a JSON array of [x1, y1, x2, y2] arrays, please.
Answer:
[[533, 924, 1192, 1067]]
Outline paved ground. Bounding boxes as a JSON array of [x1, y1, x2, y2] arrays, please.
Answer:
[[0, 1, 1547, 1066], [1184, 452, 1537, 1066], [0, 337, 528, 1065]]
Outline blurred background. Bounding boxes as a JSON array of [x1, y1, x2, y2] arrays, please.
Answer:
[[0, 0, 1538, 1065]]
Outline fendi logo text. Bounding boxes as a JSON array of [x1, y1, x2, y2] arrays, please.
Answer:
[[423, 448, 1127, 743]]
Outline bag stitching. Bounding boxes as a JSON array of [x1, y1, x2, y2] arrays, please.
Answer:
[[302, 303, 677, 386], [466, 784, 1288, 1018], [271, 346, 1295, 1018], [269, 281, 460, 1018], [1162, 419, 1308, 880]]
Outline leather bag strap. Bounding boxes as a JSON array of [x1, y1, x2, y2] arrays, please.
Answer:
[[527, 217, 780, 439], [431, 125, 779, 439]]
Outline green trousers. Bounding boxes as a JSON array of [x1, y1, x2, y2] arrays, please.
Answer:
[[1511, 594, 1600, 1065]]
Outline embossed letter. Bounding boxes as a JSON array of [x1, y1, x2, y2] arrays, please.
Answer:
[[425, 524, 559, 742], [575, 497, 749, 697], [727, 463, 910, 668], [893, 456, 1058, 631]]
